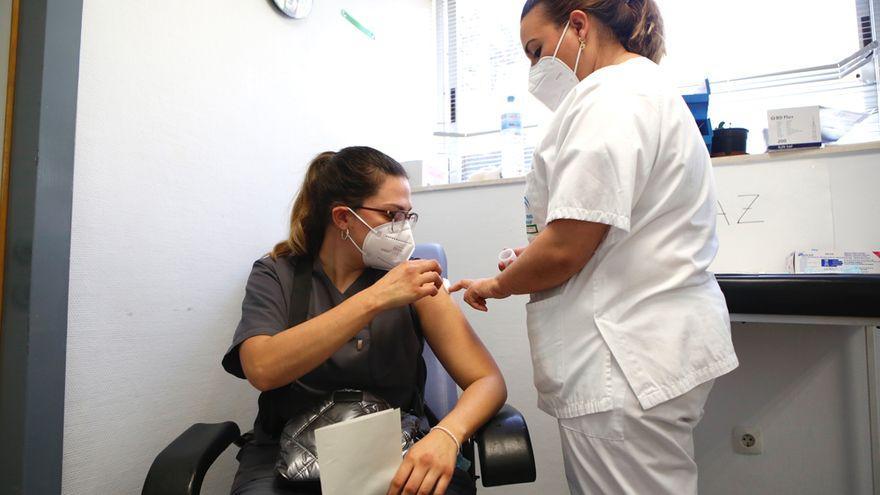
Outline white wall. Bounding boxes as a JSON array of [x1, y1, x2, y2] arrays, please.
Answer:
[[65, 1, 433, 493], [412, 148, 880, 494], [697, 322, 872, 494]]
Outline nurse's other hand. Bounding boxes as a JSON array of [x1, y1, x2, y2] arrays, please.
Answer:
[[387, 430, 458, 495], [448, 277, 509, 312], [497, 246, 528, 271], [369, 260, 443, 311]]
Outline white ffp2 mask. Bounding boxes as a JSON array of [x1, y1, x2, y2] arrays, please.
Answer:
[[528, 20, 583, 111], [346, 208, 416, 271]]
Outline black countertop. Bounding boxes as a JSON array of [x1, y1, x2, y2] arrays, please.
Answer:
[[715, 274, 880, 318]]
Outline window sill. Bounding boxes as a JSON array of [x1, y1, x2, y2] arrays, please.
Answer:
[[412, 176, 526, 194], [710, 141, 880, 166], [412, 141, 880, 194]]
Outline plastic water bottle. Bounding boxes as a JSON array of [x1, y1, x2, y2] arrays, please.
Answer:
[[500, 96, 524, 178]]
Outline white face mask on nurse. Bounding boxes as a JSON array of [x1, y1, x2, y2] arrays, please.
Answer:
[[521, 4, 595, 111], [527, 19, 585, 111]]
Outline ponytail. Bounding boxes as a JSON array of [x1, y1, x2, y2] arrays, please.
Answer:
[[618, 0, 665, 63], [271, 152, 336, 258]]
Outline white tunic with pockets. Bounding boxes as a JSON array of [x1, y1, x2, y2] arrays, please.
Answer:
[[524, 57, 738, 418]]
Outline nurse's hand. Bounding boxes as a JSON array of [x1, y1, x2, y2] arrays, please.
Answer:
[[387, 430, 458, 495], [449, 277, 510, 312], [498, 246, 527, 271], [369, 260, 444, 311]]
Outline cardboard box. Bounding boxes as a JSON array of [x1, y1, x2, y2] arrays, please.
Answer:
[[787, 249, 880, 274], [767, 106, 821, 151]]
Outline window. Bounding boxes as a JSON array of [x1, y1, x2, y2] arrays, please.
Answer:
[[428, 0, 551, 185], [426, 0, 879, 185], [663, 0, 879, 154]]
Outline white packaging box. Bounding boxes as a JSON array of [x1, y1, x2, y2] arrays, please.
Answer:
[[787, 249, 880, 274], [767, 106, 822, 151]]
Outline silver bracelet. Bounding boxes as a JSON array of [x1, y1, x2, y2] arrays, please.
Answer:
[[430, 426, 461, 454]]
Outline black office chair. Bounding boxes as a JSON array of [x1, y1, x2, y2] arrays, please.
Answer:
[[142, 244, 536, 495]]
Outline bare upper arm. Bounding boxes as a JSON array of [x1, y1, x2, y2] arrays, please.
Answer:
[[543, 219, 610, 270], [413, 288, 501, 390]]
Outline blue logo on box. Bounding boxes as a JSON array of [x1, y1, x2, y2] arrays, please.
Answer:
[[821, 258, 844, 267]]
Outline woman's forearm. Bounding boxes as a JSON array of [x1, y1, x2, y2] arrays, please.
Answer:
[[436, 374, 507, 445], [240, 290, 381, 391]]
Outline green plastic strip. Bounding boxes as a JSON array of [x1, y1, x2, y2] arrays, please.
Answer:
[[341, 9, 375, 40]]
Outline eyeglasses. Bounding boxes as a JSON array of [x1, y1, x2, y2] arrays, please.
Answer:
[[353, 206, 419, 232]]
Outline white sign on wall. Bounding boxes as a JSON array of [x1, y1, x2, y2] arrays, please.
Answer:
[[712, 161, 834, 274]]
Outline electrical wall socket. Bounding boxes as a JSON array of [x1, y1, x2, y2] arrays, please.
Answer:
[[732, 426, 763, 455]]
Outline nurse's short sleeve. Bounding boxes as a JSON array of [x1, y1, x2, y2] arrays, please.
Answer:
[[546, 89, 659, 233], [222, 258, 289, 379]]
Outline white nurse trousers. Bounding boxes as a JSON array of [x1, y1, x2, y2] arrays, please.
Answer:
[[557, 371, 715, 495]]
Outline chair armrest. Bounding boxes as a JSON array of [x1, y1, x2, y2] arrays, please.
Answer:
[[142, 422, 241, 495], [473, 404, 536, 487]]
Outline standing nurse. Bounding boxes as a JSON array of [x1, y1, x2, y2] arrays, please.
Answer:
[[451, 1, 739, 493]]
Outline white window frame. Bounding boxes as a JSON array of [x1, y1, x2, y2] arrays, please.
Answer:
[[431, 0, 880, 185]]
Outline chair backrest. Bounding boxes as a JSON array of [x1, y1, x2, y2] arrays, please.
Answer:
[[411, 244, 459, 418]]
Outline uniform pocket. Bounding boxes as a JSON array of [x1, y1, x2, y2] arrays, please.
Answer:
[[556, 358, 627, 441], [558, 406, 625, 442], [525, 294, 565, 395]]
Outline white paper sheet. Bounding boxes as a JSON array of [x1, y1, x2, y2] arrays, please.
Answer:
[[315, 408, 402, 495]]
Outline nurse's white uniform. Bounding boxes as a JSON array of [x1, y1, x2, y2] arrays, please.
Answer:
[[524, 56, 738, 494]]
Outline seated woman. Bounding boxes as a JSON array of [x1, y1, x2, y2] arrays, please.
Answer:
[[222, 146, 507, 495]]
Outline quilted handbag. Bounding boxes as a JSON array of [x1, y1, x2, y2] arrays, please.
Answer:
[[275, 389, 427, 482]]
